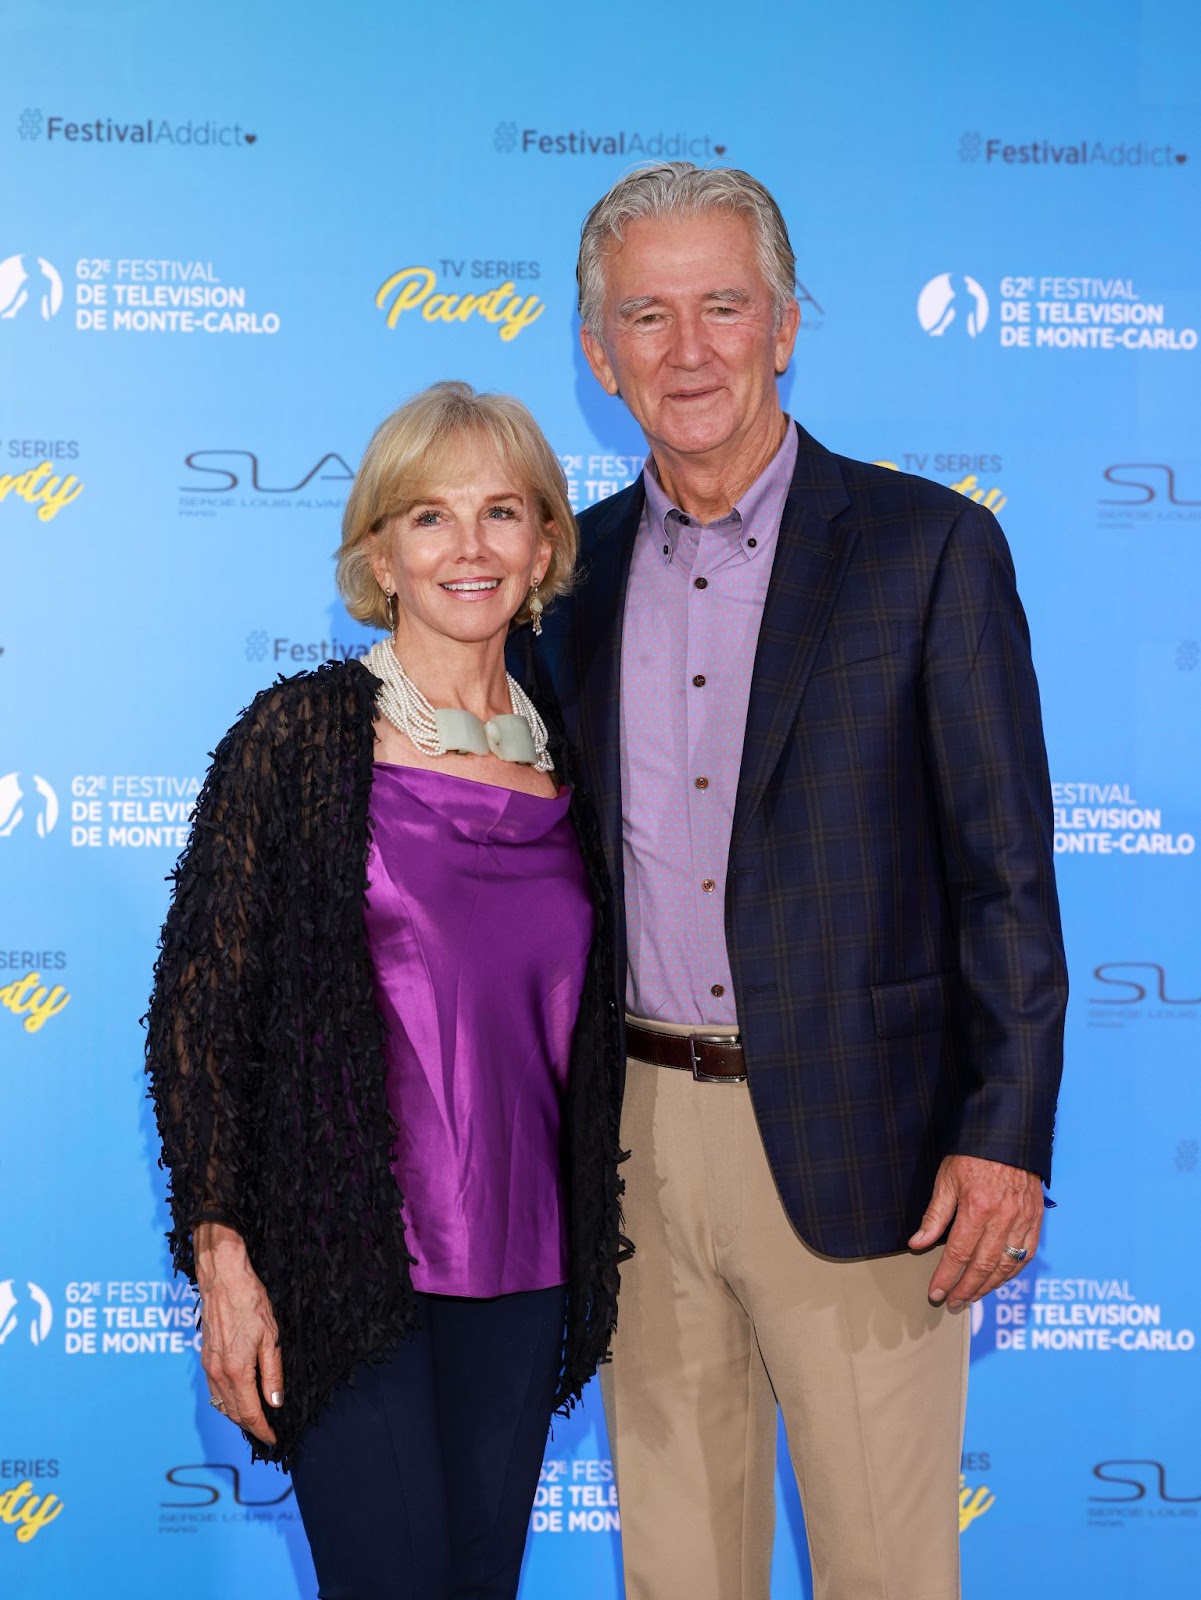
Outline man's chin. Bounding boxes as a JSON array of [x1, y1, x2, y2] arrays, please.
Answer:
[[651, 414, 738, 459]]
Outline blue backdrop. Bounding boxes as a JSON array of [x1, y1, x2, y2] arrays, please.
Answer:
[[2, 2, 1199, 1595]]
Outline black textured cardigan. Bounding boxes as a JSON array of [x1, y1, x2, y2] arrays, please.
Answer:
[[145, 659, 628, 1467]]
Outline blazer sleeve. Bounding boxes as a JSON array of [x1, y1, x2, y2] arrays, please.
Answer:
[[144, 690, 284, 1279], [918, 501, 1067, 1181]]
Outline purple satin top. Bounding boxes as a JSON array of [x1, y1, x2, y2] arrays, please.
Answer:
[[363, 764, 593, 1298]]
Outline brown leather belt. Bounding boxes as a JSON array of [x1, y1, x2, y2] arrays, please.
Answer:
[[626, 1021, 747, 1083]]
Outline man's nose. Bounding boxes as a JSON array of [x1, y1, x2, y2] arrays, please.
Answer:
[[666, 311, 711, 369]]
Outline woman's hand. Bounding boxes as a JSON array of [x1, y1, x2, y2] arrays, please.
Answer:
[[194, 1221, 284, 1445]]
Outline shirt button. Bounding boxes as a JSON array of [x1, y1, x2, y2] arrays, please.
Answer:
[[701, 877, 716, 893], [679, 515, 690, 526], [694, 576, 708, 590], [710, 983, 725, 997], [692, 674, 706, 687], [694, 776, 709, 790], [747, 537, 758, 548], [663, 543, 670, 556]]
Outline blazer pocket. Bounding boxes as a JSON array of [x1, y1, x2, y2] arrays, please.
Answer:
[[870, 972, 956, 1039], [808, 622, 900, 678]]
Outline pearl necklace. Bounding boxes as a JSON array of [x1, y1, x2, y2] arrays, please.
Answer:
[[365, 640, 553, 773]]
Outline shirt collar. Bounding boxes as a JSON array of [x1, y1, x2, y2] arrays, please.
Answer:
[[641, 417, 797, 565]]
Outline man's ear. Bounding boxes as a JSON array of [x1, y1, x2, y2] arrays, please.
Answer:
[[773, 298, 802, 376], [580, 325, 620, 397]]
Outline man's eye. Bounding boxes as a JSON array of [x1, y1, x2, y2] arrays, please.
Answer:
[[635, 313, 663, 327]]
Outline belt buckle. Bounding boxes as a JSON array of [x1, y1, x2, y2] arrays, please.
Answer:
[[689, 1033, 745, 1084]]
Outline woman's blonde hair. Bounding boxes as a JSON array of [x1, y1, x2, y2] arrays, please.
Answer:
[[336, 381, 578, 631]]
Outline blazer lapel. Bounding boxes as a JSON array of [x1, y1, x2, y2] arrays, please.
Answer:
[[572, 480, 644, 890], [732, 426, 856, 853]]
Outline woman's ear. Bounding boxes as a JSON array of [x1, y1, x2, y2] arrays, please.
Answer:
[[535, 525, 556, 587], [368, 527, 393, 593]]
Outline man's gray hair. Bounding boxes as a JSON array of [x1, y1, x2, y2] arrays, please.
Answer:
[[577, 162, 797, 337]]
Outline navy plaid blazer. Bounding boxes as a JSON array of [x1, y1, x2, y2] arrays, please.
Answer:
[[512, 422, 1067, 1259]]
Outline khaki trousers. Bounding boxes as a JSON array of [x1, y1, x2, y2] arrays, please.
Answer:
[[602, 1037, 969, 1600]]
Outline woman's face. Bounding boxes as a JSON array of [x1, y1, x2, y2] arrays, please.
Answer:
[[370, 435, 553, 652]]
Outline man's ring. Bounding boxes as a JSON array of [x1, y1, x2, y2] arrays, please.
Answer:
[[1004, 1245, 1028, 1262], [209, 1395, 226, 1411]]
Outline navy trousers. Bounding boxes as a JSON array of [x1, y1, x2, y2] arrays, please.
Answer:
[[290, 1286, 567, 1600]]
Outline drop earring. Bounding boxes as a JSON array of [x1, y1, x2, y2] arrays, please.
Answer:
[[384, 588, 397, 637], [529, 579, 544, 638]]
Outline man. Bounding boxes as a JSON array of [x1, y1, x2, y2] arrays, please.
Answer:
[[514, 164, 1067, 1600]]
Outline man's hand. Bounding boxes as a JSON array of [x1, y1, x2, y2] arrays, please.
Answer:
[[194, 1221, 283, 1445], [909, 1155, 1043, 1310]]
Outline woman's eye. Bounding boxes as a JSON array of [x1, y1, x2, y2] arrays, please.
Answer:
[[487, 504, 518, 519], [414, 509, 440, 526]]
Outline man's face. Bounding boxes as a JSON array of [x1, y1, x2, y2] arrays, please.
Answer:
[[580, 210, 799, 463]]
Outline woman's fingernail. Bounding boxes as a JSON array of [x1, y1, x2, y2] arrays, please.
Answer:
[[270, 1392, 283, 1407]]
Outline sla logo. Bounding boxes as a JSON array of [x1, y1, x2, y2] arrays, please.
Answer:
[[917, 273, 990, 338], [1088, 1460, 1201, 1527], [159, 1463, 298, 1534], [1091, 963, 1200, 1007], [0, 773, 59, 837], [0, 255, 63, 320], [0, 1280, 53, 1346], [162, 1464, 295, 1509]]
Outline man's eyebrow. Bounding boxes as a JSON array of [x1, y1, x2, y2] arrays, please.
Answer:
[[617, 295, 660, 319], [616, 288, 752, 320]]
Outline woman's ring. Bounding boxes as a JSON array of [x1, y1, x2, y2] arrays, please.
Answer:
[[1004, 1245, 1028, 1263], [209, 1395, 226, 1411]]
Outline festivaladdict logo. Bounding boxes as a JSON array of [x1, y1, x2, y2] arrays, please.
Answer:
[[958, 130, 1187, 167], [246, 631, 372, 666], [917, 273, 990, 338], [493, 119, 726, 158], [16, 107, 257, 146]]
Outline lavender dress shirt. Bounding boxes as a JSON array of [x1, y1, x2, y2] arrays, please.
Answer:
[[619, 420, 798, 1026]]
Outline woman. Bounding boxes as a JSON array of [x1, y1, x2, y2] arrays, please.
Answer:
[[146, 381, 627, 1599]]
